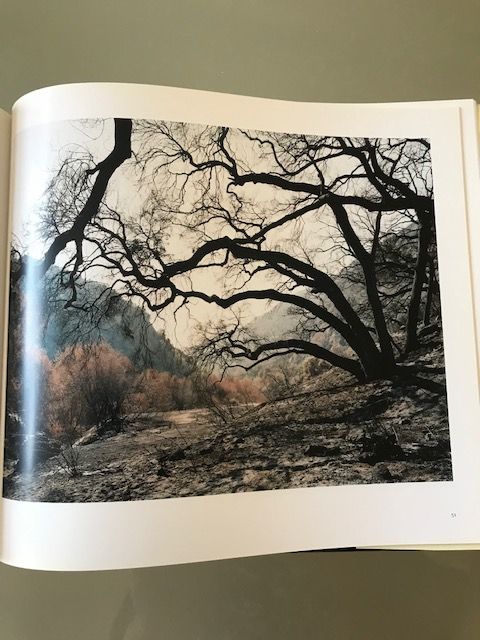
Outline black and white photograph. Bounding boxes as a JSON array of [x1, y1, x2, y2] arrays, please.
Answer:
[[2, 117, 452, 503]]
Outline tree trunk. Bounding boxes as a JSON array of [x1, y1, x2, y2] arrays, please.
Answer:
[[423, 255, 437, 326], [330, 202, 396, 377], [12, 118, 133, 286], [405, 215, 433, 353]]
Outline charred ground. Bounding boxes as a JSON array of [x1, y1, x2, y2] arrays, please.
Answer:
[[3, 330, 450, 503]]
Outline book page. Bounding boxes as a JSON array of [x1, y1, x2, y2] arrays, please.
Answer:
[[374, 100, 480, 553], [1, 85, 480, 571]]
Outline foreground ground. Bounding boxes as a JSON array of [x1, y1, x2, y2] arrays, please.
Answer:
[[4, 346, 452, 503]]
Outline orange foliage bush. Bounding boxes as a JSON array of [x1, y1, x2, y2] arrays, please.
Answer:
[[129, 369, 176, 412], [214, 376, 265, 405], [49, 342, 134, 434], [46, 341, 266, 438], [130, 370, 265, 414]]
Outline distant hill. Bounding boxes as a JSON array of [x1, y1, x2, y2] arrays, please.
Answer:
[[247, 289, 348, 355], [248, 301, 298, 340], [41, 273, 187, 374], [246, 222, 432, 351]]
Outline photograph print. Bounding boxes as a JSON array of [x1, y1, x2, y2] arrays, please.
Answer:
[[3, 117, 452, 503]]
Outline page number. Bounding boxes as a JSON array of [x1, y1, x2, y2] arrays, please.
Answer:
[[450, 512, 457, 518]]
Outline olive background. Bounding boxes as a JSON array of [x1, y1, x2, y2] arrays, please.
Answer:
[[1, 1, 480, 638]]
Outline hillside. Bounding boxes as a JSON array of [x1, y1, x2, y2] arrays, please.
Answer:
[[41, 273, 187, 374], [247, 222, 431, 358], [4, 327, 450, 503]]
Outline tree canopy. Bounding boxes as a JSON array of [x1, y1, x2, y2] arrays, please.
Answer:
[[12, 117, 443, 392]]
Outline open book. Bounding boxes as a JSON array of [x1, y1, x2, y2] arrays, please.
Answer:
[[1, 84, 480, 571]]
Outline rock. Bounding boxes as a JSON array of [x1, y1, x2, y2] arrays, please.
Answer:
[[254, 460, 277, 471], [74, 427, 99, 447], [168, 448, 186, 462], [120, 487, 132, 501], [283, 458, 313, 472], [418, 323, 440, 339], [305, 444, 340, 457], [157, 467, 170, 478], [91, 484, 115, 501], [371, 463, 394, 483], [414, 389, 430, 401], [193, 443, 214, 456], [242, 469, 274, 490], [151, 447, 169, 463], [359, 427, 405, 464], [346, 431, 364, 443], [408, 440, 450, 461], [101, 430, 117, 439], [40, 486, 73, 503]]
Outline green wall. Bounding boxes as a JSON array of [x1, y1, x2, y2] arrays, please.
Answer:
[[2, 0, 480, 109], [1, 1, 480, 638]]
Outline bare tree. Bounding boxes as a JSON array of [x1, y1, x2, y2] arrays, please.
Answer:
[[12, 118, 443, 394]]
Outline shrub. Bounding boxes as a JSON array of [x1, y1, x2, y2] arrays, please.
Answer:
[[50, 343, 134, 434]]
